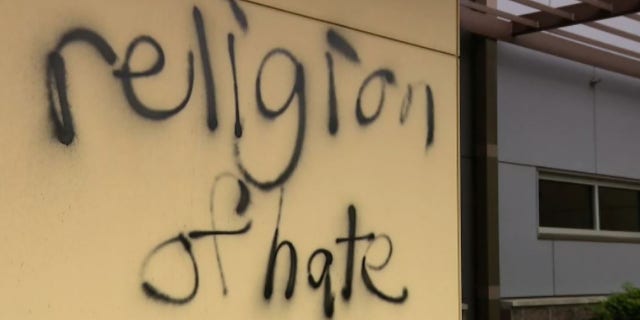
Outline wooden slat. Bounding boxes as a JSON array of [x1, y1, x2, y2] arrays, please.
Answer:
[[510, 0, 575, 21], [585, 21, 640, 43], [625, 13, 640, 22], [549, 29, 640, 60], [461, 6, 640, 79], [576, 0, 613, 11], [461, 0, 540, 28], [460, 5, 513, 40], [513, 0, 640, 35]]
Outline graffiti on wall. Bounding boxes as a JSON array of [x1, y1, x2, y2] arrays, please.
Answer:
[[41, 0, 441, 318]]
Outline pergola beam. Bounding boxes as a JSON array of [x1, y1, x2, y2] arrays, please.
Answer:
[[460, 5, 514, 41], [549, 28, 640, 60], [461, 6, 640, 79], [625, 13, 640, 22], [513, 0, 640, 35], [461, 0, 540, 28], [510, 0, 575, 21], [576, 0, 614, 12], [585, 21, 640, 44]]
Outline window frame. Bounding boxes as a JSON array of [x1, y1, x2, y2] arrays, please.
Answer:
[[537, 170, 640, 243]]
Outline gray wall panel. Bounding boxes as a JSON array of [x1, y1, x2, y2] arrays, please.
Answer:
[[495, 2, 640, 300], [554, 241, 640, 295], [595, 68, 640, 179], [497, 42, 596, 172], [499, 162, 554, 297]]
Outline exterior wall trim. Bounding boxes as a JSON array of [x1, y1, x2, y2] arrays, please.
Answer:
[[539, 227, 640, 243], [501, 296, 606, 309]]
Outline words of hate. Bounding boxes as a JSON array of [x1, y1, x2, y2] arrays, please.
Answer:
[[42, 0, 440, 318]]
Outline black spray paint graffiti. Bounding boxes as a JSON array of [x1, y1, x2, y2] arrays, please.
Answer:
[[234, 48, 307, 191], [45, 2, 436, 192], [46, 29, 117, 145], [140, 172, 252, 304], [326, 28, 360, 135], [140, 177, 408, 318], [44, 1, 431, 317], [112, 36, 195, 120]]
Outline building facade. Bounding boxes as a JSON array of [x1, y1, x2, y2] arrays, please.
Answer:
[[462, 1, 640, 319]]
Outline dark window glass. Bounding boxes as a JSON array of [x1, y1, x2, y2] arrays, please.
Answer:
[[599, 186, 640, 232], [539, 179, 594, 229]]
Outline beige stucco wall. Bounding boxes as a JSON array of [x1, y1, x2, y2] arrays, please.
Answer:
[[0, 0, 459, 319]]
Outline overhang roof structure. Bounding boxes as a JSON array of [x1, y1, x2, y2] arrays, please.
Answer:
[[461, 0, 640, 78]]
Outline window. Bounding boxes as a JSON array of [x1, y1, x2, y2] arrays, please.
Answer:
[[539, 180, 594, 229], [538, 172, 640, 242], [599, 187, 640, 232]]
